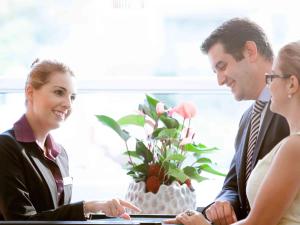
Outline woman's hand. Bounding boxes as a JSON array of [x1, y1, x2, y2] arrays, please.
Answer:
[[164, 210, 211, 225], [84, 199, 141, 219]]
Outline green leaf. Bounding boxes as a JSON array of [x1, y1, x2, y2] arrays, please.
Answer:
[[126, 170, 136, 175], [199, 164, 226, 176], [126, 170, 146, 182], [161, 160, 170, 168], [165, 153, 186, 162], [160, 115, 179, 129], [195, 143, 219, 151], [123, 151, 143, 159], [96, 115, 130, 141], [146, 95, 159, 112], [136, 141, 153, 163], [156, 128, 179, 139], [184, 143, 218, 154], [152, 128, 164, 138], [168, 167, 188, 183], [183, 166, 208, 182], [195, 157, 212, 164], [139, 102, 158, 121], [132, 163, 147, 174], [146, 95, 160, 120], [118, 115, 145, 127], [138, 104, 150, 115], [197, 143, 207, 148]]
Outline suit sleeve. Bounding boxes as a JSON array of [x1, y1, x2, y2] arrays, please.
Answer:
[[0, 134, 86, 221], [201, 154, 241, 220], [202, 109, 250, 218], [214, 152, 240, 214]]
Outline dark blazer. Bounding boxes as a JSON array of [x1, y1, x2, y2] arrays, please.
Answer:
[[0, 130, 85, 220], [207, 102, 289, 220]]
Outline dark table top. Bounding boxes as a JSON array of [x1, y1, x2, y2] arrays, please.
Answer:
[[0, 214, 177, 225]]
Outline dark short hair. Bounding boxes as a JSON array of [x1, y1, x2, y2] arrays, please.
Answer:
[[201, 18, 273, 62]]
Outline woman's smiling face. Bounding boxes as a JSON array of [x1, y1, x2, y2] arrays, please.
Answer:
[[26, 71, 77, 131]]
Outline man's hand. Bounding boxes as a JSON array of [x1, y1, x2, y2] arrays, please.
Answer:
[[205, 200, 237, 225]]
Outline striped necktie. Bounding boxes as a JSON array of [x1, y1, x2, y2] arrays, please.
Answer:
[[245, 100, 266, 182]]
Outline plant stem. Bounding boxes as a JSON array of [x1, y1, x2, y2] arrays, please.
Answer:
[[125, 140, 134, 166], [179, 118, 186, 154], [187, 119, 191, 137]]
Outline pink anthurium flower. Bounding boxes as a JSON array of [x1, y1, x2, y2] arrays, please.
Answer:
[[167, 107, 176, 117], [174, 102, 197, 119], [156, 102, 165, 115]]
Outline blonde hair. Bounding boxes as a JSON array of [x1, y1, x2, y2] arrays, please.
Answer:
[[26, 59, 74, 90], [278, 41, 300, 81]]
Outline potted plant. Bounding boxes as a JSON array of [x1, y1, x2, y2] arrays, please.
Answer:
[[96, 95, 225, 214]]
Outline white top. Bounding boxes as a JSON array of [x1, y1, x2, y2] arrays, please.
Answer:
[[247, 133, 300, 225]]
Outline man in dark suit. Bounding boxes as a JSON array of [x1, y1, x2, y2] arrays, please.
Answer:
[[200, 18, 289, 225]]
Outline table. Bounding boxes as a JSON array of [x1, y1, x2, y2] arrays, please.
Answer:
[[0, 214, 177, 225]]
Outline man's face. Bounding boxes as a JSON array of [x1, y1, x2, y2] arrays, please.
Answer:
[[207, 42, 254, 101]]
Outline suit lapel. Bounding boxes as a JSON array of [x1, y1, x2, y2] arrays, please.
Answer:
[[237, 107, 252, 182], [56, 157, 71, 204], [231, 104, 252, 210], [251, 102, 273, 169], [30, 154, 58, 208]]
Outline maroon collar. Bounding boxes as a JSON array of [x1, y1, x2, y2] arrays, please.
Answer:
[[13, 115, 61, 159]]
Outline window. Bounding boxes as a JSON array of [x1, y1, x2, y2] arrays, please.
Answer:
[[0, 90, 250, 205], [1, 0, 299, 206]]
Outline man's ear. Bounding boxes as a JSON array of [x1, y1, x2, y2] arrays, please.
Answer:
[[288, 75, 299, 95], [243, 41, 258, 62]]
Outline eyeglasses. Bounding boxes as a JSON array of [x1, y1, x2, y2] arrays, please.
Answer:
[[265, 73, 291, 85]]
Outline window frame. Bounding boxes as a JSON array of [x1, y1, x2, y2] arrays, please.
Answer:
[[0, 76, 228, 94]]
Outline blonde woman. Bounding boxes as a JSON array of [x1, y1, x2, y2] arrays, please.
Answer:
[[0, 59, 139, 220]]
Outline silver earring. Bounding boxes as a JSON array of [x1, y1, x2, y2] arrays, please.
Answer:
[[288, 94, 292, 99]]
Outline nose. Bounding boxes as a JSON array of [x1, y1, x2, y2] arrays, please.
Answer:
[[216, 71, 227, 86], [62, 96, 73, 109]]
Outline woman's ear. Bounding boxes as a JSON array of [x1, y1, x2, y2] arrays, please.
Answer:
[[243, 41, 258, 62], [25, 85, 34, 104], [287, 75, 299, 95]]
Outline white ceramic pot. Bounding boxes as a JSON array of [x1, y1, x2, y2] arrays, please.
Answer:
[[125, 181, 196, 214]]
